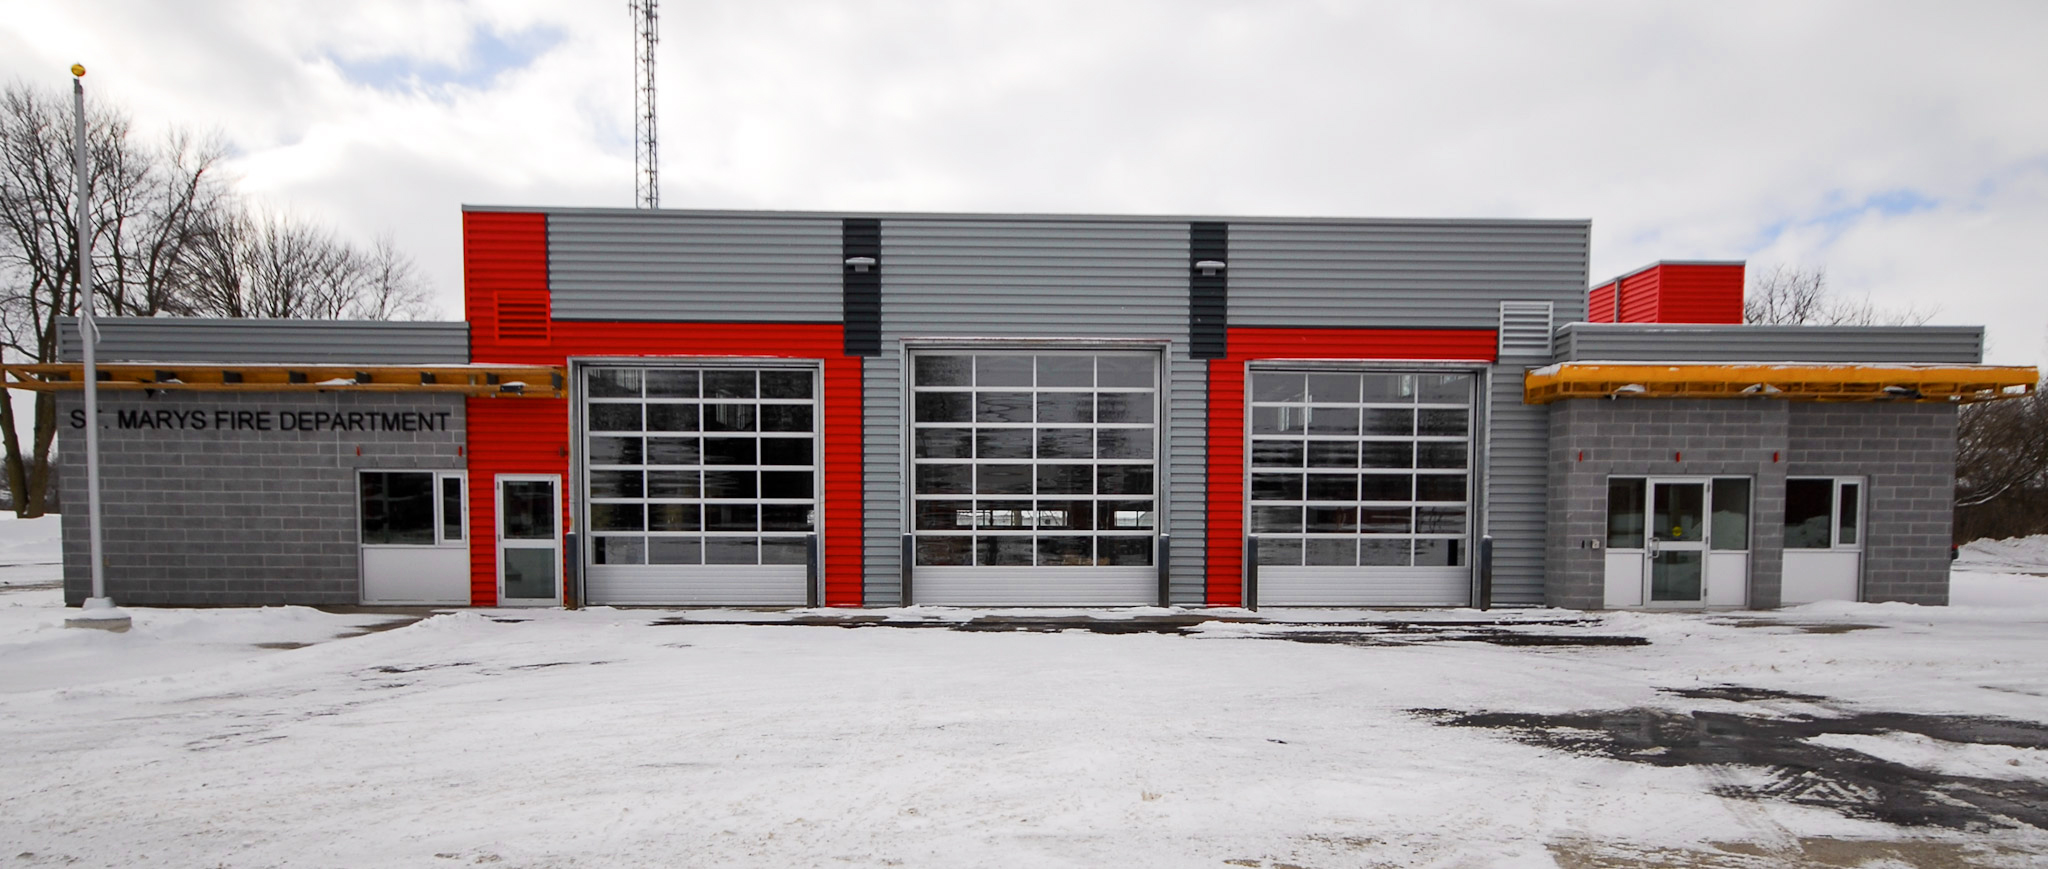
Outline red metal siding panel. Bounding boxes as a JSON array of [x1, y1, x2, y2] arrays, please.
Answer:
[[1204, 328, 1498, 604], [1206, 359, 1247, 607], [1651, 263, 1745, 324], [1227, 328, 1500, 361], [1617, 270, 1661, 324], [463, 212, 549, 351], [1587, 283, 1618, 323], [819, 356, 865, 606]]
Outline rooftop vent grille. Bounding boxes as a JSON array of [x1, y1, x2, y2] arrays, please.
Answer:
[[495, 292, 551, 344], [1498, 301, 1554, 359]]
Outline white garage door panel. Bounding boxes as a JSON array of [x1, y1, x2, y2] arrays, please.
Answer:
[[1260, 567, 1468, 607], [915, 567, 1154, 607], [361, 547, 470, 605], [587, 565, 807, 606]]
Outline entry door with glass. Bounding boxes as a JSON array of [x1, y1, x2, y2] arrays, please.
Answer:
[[496, 475, 561, 607], [1781, 477, 1863, 604], [1604, 477, 1752, 608]]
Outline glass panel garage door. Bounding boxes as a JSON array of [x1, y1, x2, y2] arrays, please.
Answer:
[[582, 365, 817, 605], [1248, 369, 1475, 606], [910, 350, 1159, 606]]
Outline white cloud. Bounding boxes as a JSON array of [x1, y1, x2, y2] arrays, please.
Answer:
[[2, 0, 2042, 363]]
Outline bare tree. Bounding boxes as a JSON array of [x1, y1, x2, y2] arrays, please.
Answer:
[[1744, 264, 1936, 326], [1955, 385, 2048, 541], [0, 80, 433, 517]]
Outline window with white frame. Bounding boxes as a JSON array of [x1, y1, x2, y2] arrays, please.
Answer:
[[359, 470, 465, 546], [1784, 477, 1862, 550]]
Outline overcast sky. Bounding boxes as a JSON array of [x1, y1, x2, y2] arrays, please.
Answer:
[[5, 0, 2043, 364]]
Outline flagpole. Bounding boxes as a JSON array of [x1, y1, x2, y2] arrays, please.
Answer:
[[65, 64, 129, 632]]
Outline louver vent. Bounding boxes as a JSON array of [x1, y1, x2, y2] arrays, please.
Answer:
[[495, 292, 551, 343], [1498, 301, 1554, 358]]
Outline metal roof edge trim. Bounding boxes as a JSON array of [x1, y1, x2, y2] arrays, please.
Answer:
[[1553, 322, 1985, 336], [460, 204, 1592, 229], [1592, 259, 1748, 288]]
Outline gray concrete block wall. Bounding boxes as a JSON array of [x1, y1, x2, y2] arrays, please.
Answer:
[[1787, 403, 1956, 605], [59, 391, 465, 606], [1546, 400, 1788, 609]]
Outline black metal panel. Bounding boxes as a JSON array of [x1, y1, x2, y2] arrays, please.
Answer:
[[1190, 221, 1227, 359], [843, 218, 882, 356]]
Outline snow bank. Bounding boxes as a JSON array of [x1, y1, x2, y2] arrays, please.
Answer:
[[1957, 533, 2048, 574], [0, 514, 60, 586]]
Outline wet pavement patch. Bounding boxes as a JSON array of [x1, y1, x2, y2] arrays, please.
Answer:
[[1419, 689, 2048, 831], [1716, 618, 1883, 634], [1661, 685, 1829, 704], [643, 614, 1643, 646], [1247, 628, 1648, 648]]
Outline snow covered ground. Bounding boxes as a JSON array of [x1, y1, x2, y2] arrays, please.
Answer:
[[2, 519, 2045, 868]]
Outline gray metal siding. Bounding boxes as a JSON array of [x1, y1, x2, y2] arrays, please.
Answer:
[[1230, 221, 1591, 328], [1554, 323, 1985, 364], [864, 218, 1204, 605], [1484, 365, 1548, 605], [548, 213, 842, 322], [59, 318, 469, 364]]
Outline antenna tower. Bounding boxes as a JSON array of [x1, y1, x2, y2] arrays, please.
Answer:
[[631, 0, 659, 208]]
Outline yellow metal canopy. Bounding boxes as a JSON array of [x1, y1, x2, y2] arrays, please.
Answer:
[[3, 363, 566, 398], [1524, 362, 2038, 405]]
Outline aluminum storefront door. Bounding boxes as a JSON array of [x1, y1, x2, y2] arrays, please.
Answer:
[[907, 350, 1160, 606], [1602, 476, 1753, 608], [497, 475, 562, 607], [581, 365, 817, 606], [1248, 369, 1476, 606]]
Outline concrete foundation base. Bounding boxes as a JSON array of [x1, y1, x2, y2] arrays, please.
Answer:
[[64, 597, 132, 632]]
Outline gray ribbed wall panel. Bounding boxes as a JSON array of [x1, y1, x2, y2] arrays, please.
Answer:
[[59, 318, 469, 364], [862, 353, 905, 604], [1554, 323, 1984, 364], [865, 219, 1205, 605], [1485, 363, 1549, 606], [547, 213, 842, 322], [1230, 221, 1591, 328]]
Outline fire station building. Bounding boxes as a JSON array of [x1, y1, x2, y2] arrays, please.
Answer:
[[46, 207, 2036, 610]]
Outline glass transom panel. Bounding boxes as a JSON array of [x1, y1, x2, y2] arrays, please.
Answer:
[[583, 366, 818, 567], [911, 351, 1159, 567], [1248, 369, 1474, 567]]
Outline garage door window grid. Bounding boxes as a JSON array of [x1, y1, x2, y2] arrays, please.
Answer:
[[1248, 370, 1473, 567], [583, 367, 818, 567], [910, 351, 1159, 567]]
